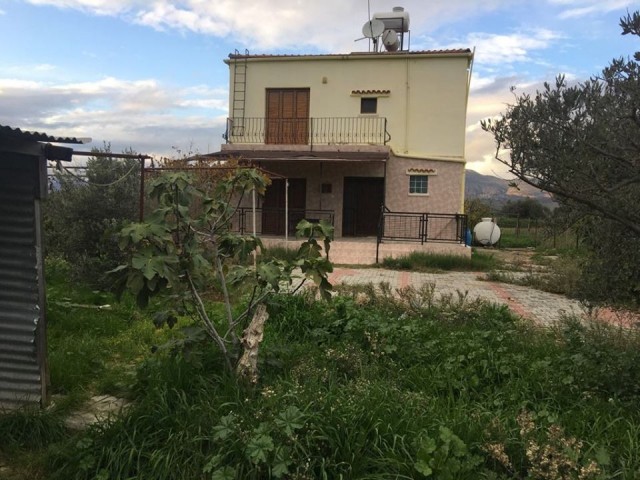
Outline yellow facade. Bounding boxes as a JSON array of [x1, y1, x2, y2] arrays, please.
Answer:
[[227, 51, 472, 159], [221, 49, 473, 239]]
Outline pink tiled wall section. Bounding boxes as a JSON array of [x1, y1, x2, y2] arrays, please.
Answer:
[[385, 156, 464, 214]]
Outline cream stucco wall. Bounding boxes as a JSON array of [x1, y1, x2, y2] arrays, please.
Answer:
[[227, 52, 472, 160], [249, 160, 385, 237], [225, 52, 472, 236]]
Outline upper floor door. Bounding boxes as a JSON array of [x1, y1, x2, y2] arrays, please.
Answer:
[[265, 88, 310, 145]]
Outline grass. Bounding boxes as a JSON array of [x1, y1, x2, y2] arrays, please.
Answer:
[[3, 259, 640, 479], [257, 245, 298, 263], [0, 259, 176, 478], [382, 250, 500, 272], [497, 227, 540, 248], [486, 250, 584, 297]]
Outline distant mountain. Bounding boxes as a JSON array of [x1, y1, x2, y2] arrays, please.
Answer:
[[465, 170, 557, 209]]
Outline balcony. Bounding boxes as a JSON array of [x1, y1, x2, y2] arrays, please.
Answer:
[[224, 117, 390, 146]]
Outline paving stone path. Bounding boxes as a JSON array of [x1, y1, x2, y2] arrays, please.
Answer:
[[328, 268, 595, 326]]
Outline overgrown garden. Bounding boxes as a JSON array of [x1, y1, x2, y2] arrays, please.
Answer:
[[1, 11, 639, 480], [3, 260, 640, 479]]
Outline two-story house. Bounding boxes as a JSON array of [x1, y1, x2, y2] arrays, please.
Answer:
[[212, 12, 473, 253]]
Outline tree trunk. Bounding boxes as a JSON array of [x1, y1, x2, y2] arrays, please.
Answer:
[[236, 304, 269, 384]]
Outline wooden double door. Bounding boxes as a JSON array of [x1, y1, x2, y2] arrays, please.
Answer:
[[265, 88, 310, 145], [262, 178, 307, 235], [342, 177, 385, 237]]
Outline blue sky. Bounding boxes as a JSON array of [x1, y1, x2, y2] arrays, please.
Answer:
[[0, 0, 637, 174]]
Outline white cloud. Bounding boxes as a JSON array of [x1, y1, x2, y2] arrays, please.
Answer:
[[0, 76, 228, 156], [471, 29, 562, 65], [464, 74, 565, 175], [546, 0, 634, 19], [22, 0, 516, 52], [24, 0, 136, 16], [433, 29, 562, 68]]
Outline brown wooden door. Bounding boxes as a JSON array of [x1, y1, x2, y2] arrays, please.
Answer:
[[262, 178, 307, 235], [343, 177, 385, 236], [265, 88, 310, 144]]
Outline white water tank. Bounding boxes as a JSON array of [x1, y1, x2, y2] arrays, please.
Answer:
[[373, 6, 410, 32], [473, 218, 501, 246], [381, 29, 400, 51]]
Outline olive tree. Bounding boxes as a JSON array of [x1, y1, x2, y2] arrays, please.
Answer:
[[482, 12, 640, 306]]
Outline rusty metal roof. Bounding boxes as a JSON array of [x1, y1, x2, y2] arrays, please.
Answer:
[[0, 125, 90, 144]]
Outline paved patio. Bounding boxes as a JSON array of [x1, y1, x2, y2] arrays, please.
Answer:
[[262, 237, 470, 264], [326, 267, 638, 328]]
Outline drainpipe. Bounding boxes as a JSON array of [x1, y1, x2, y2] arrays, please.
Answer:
[[404, 57, 410, 153], [461, 49, 475, 213]]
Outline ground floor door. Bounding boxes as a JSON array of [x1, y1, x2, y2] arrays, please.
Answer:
[[262, 178, 306, 235], [342, 177, 385, 236]]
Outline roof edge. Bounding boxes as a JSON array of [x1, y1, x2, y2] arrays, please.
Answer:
[[225, 49, 473, 63], [0, 125, 91, 145]]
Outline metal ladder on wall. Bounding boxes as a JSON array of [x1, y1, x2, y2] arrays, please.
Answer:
[[231, 49, 249, 137]]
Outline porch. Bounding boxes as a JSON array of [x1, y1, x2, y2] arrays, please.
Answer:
[[234, 207, 470, 265]]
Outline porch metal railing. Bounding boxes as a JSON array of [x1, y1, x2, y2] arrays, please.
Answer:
[[224, 117, 390, 146], [233, 207, 335, 236], [376, 207, 468, 262]]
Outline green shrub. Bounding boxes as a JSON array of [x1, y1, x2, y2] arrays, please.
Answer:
[[382, 250, 499, 271], [43, 150, 140, 289], [0, 408, 67, 450], [258, 245, 298, 263], [14, 270, 638, 480], [486, 252, 583, 297]]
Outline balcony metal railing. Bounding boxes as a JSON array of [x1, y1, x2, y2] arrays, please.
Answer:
[[232, 207, 335, 236], [224, 117, 390, 146]]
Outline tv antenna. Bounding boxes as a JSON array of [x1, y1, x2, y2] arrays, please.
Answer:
[[355, 0, 385, 51]]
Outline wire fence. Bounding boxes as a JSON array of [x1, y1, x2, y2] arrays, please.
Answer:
[[491, 214, 580, 249]]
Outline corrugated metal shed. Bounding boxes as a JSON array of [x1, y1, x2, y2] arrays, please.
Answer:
[[0, 126, 88, 409], [0, 156, 44, 408], [0, 124, 88, 145]]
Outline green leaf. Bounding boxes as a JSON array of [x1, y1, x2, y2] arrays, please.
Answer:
[[595, 445, 611, 466], [415, 459, 433, 476], [257, 262, 283, 290], [274, 405, 305, 436], [212, 414, 236, 441], [126, 271, 145, 294], [245, 434, 274, 464], [211, 466, 235, 480], [203, 454, 223, 474], [226, 265, 249, 286], [272, 460, 290, 478]]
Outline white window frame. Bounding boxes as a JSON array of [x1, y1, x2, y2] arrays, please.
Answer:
[[408, 174, 429, 196]]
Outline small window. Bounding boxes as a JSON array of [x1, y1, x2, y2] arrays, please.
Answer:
[[360, 97, 377, 114], [321, 183, 332, 193], [409, 175, 428, 194]]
